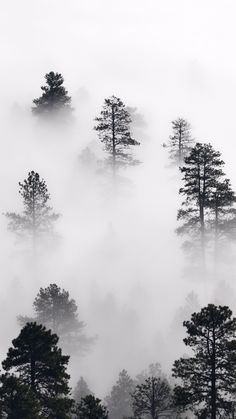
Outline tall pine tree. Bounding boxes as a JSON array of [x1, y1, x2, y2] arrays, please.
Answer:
[[168, 118, 194, 165]]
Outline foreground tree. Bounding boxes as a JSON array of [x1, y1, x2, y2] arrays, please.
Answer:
[[2, 322, 73, 416], [168, 118, 193, 165], [105, 369, 135, 419], [32, 71, 72, 118], [94, 95, 139, 171], [132, 376, 172, 419], [5, 171, 59, 247], [76, 395, 108, 419], [18, 283, 94, 355], [173, 304, 236, 419]]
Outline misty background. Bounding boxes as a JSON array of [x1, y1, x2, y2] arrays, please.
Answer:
[[0, 0, 236, 398]]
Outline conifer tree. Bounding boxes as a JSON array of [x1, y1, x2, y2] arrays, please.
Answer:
[[18, 284, 94, 355], [105, 369, 135, 419], [32, 71, 72, 117], [173, 304, 236, 419], [77, 395, 109, 419], [168, 118, 193, 165], [2, 323, 73, 416], [5, 171, 59, 246], [94, 95, 139, 170], [73, 377, 93, 404]]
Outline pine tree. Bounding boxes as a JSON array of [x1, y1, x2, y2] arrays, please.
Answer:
[[132, 376, 172, 419], [5, 171, 59, 246], [76, 395, 109, 419], [32, 71, 72, 117], [73, 377, 93, 404], [172, 304, 236, 419], [94, 96, 139, 171], [2, 323, 73, 416], [168, 118, 193, 165], [18, 283, 94, 355], [105, 369, 135, 419], [177, 143, 225, 262]]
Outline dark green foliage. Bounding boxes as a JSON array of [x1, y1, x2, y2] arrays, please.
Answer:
[[105, 369, 135, 419], [94, 96, 139, 169], [77, 395, 109, 419], [168, 118, 193, 165], [172, 304, 236, 419], [5, 171, 59, 244], [132, 376, 172, 419], [0, 374, 41, 418], [18, 283, 94, 355], [2, 322, 72, 416], [73, 377, 93, 403], [32, 71, 72, 117]]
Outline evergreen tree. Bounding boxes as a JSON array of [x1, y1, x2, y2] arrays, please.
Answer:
[[2, 323, 73, 416], [18, 283, 94, 355], [177, 143, 225, 262], [0, 374, 41, 419], [94, 95, 139, 170], [132, 376, 172, 419], [105, 369, 135, 419], [77, 395, 109, 419], [32, 71, 72, 117], [5, 171, 59, 246], [73, 377, 93, 404], [172, 304, 236, 419], [168, 118, 193, 165]]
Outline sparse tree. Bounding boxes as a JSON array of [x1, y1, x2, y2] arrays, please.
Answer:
[[32, 71, 72, 118], [94, 96, 139, 171], [18, 283, 94, 355], [132, 376, 172, 419], [105, 369, 135, 419], [168, 118, 194, 165], [73, 377, 93, 404], [2, 322, 73, 416], [76, 395, 108, 419], [5, 171, 59, 247], [136, 362, 163, 385], [173, 304, 236, 419]]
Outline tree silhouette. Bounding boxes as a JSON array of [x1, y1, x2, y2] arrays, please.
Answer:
[[105, 369, 135, 419], [32, 71, 72, 118], [5, 171, 59, 247], [94, 95, 139, 171], [168, 118, 194, 165], [18, 283, 94, 355], [173, 304, 236, 419], [73, 377, 93, 404], [77, 395, 108, 419]]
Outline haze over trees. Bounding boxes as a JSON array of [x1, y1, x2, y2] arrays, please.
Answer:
[[94, 95, 140, 171], [167, 118, 194, 165], [173, 304, 236, 419], [32, 71, 72, 119], [73, 377, 93, 404], [105, 369, 135, 419], [18, 283, 94, 355], [5, 171, 59, 249]]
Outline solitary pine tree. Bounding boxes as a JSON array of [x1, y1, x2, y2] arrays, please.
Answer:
[[18, 284, 94, 355], [173, 304, 236, 419], [132, 376, 172, 419], [177, 143, 225, 263], [73, 377, 93, 404], [77, 395, 109, 419], [2, 323, 73, 417], [105, 369, 135, 419], [94, 96, 139, 171], [168, 118, 193, 165], [32, 71, 72, 118], [5, 171, 59, 247]]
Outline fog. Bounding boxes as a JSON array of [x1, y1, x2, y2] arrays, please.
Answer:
[[1, 0, 236, 398]]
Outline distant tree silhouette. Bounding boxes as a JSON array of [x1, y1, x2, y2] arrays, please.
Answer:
[[105, 369, 135, 419], [73, 377, 93, 404], [18, 283, 94, 355], [132, 376, 172, 419], [94, 95, 140, 171], [173, 304, 236, 419], [168, 118, 194, 165], [76, 395, 108, 419], [2, 322, 73, 417], [5, 171, 59, 247], [32, 71, 72, 118]]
